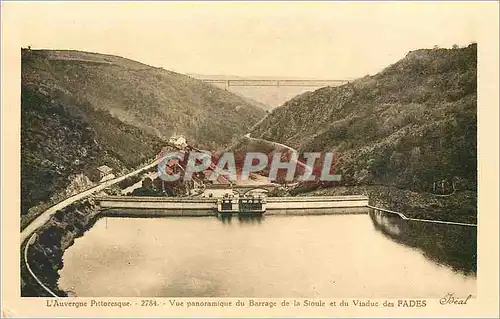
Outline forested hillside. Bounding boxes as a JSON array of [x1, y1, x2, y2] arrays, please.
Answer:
[[21, 84, 165, 216], [252, 44, 477, 195], [21, 49, 265, 216]]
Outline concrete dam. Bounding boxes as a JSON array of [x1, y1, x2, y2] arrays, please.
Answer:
[[96, 195, 370, 217]]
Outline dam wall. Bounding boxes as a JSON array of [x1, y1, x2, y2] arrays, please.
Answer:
[[97, 195, 369, 216], [265, 196, 369, 215], [98, 196, 217, 217]]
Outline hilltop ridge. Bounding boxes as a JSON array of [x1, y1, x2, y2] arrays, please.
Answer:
[[22, 49, 266, 149]]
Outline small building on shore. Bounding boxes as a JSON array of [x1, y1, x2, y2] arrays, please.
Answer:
[[89, 165, 113, 182], [169, 134, 188, 149]]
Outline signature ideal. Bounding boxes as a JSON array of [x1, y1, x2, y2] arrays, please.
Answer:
[[440, 293, 473, 305]]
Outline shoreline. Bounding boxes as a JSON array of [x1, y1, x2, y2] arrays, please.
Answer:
[[21, 198, 101, 297]]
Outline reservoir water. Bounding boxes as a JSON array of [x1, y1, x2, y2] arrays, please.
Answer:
[[58, 210, 476, 297]]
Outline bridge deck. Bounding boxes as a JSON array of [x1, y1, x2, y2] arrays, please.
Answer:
[[197, 79, 350, 87]]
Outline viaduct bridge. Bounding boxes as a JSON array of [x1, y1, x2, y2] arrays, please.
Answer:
[[195, 78, 350, 90]]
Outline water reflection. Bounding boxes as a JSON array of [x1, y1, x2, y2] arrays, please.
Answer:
[[369, 209, 477, 275], [218, 213, 264, 224], [218, 213, 233, 224]]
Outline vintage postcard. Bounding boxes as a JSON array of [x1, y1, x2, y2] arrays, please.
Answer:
[[1, 1, 499, 318]]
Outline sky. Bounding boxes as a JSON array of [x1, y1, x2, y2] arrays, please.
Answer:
[[7, 1, 485, 79]]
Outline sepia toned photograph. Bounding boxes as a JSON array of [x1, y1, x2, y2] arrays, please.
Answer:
[[2, 1, 499, 318]]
